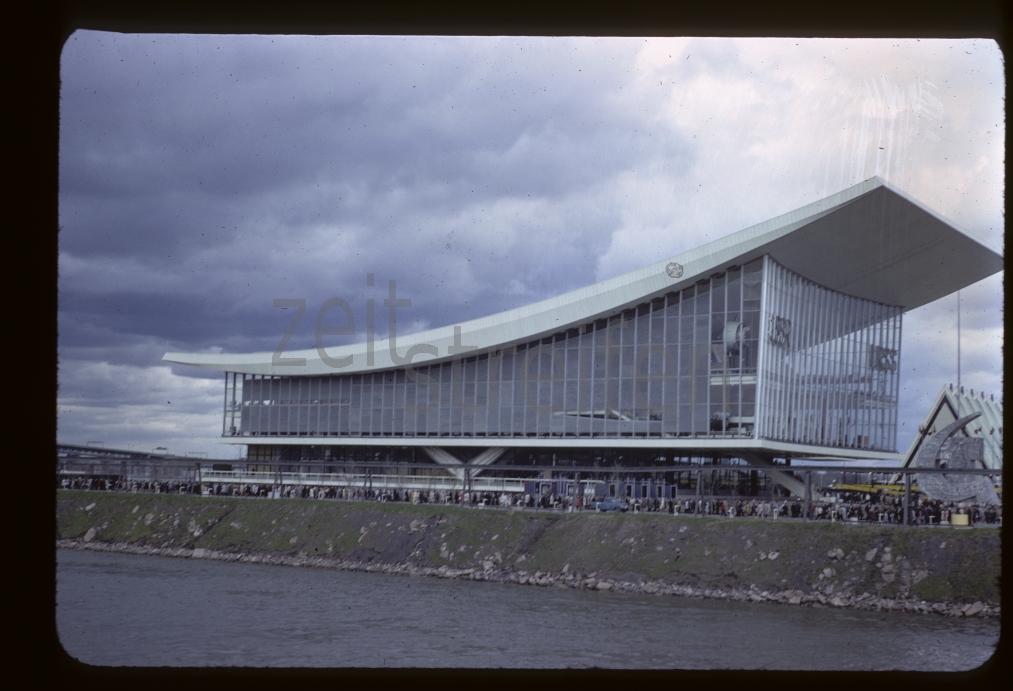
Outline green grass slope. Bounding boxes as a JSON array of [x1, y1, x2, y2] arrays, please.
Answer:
[[57, 490, 1000, 604]]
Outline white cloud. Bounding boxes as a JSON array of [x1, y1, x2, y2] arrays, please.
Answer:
[[58, 361, 241, 458]]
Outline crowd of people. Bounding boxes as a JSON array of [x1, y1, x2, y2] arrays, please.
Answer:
[[60, 476, 581, 509], [61, 477, 204, 495], [58, 475, 1000, 525], [816, 491, 1002, 526], [670, 494, 1001, 525]]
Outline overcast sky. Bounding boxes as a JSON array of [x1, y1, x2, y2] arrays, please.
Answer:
[[58, 33, 1003, 459]]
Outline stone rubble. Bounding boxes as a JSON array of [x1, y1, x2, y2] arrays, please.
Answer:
[[56, 538, 999, 619]]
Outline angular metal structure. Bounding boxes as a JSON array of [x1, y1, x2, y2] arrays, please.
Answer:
[[902, 384, 1003, 471], [912, 413, 1000, 504]]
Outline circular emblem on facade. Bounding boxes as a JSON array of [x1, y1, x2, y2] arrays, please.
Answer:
[[665, 262, 684, 279]]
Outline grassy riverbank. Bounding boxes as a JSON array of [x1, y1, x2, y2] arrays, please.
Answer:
[[56, 490, 1000, 614]]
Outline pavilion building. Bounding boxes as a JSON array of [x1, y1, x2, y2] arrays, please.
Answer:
[[164, 177, 1003, 496]]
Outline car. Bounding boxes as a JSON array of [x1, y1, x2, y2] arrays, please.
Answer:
[[594, 498, 629, 512]]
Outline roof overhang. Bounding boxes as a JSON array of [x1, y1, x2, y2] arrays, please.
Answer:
[[165, 177, 1003, 377]]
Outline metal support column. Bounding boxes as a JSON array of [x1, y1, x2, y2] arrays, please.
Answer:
[[903, 472, 911, 526], [803, 471, 811, 521], [229, 372, 238, 436], [695, 468, 701, 516], [222, 372, 228, 436]]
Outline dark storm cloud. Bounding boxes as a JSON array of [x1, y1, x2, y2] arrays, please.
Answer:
[[60, 34, 696, 374], [60, 34, 684, 255]]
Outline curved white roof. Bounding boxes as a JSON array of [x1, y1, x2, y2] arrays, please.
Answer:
[[164, 177, 1003, 376]]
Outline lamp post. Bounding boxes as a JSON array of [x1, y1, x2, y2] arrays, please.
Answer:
[[695, 465, 701, 516], [803, 471, 811, 521], [903, 473, 911, 526]]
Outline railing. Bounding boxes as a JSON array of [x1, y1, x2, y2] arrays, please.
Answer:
[[196, 470, 557, 494]]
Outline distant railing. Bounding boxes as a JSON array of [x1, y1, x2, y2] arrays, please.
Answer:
[[196, 469, 585, 495]]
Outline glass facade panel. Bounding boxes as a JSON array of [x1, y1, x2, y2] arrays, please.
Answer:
[[756, 255, 900, 451], [224, 254, 900, 451]]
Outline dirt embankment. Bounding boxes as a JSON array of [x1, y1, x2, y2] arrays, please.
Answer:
[[56, 491, 1000, 618]]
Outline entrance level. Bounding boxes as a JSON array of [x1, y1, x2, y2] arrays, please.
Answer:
[[238, 445, 815, 497]]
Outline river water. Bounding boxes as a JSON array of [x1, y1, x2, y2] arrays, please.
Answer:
[[56, 548, 998, 669]]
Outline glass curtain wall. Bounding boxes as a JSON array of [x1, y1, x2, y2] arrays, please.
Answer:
[[756, 256, 901, 452], [228, 258, 765, 440]]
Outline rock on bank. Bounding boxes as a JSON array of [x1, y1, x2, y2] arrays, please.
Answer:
[[56, 491, 1000, 617]]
